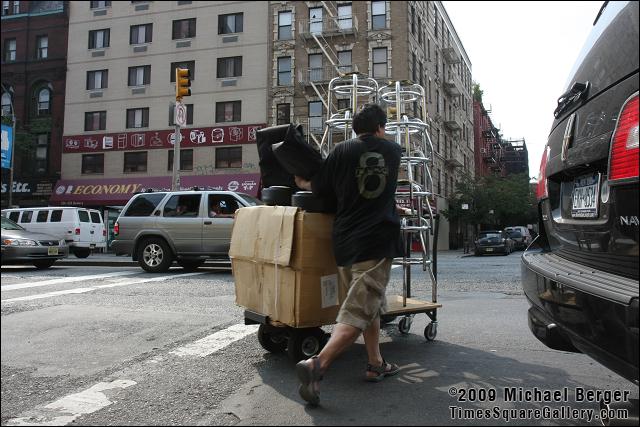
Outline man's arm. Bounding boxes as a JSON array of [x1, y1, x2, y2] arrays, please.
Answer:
[[294, 176, 312, 191]]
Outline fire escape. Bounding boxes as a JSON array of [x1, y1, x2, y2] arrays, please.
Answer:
[[297, 1, 358, 149], [441, 45, 463, 170], [481, 127, 504, 176]]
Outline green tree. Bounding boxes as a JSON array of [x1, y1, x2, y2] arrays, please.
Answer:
[[473, 82, 483, 103]]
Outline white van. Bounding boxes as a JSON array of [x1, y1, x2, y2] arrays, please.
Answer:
[[504, 226, 532, 246], [1, 207, 106, 258]]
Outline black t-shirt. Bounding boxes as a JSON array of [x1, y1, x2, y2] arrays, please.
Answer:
[[311, 134, 403, 266]]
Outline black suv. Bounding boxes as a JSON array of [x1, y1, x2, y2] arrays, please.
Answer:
[[522, 1, 638, 385]]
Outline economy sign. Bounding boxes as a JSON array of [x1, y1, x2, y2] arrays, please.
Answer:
[[1, 124, 13, 169]]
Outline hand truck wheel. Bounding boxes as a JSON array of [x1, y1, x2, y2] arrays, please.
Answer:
[[381, 314, 397, 325], [287, 327, 324, 362], [398, 316, 412, 334], [424, 322, 437, 341], [257, 324, 287, 353]]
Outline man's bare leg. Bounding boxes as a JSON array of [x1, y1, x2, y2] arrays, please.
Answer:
[[363, 317, 383, 371], [315, 323, 361, 373]]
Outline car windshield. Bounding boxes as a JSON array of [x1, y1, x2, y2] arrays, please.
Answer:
[[1, 216, 25, 231], [238, 193, 264, 206], [480, 232, 501, 239]]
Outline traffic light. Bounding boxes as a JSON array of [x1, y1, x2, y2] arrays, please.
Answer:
[[175, 68, 191, 100]]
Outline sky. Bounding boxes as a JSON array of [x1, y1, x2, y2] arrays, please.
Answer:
[[442, 1, 604, 178]]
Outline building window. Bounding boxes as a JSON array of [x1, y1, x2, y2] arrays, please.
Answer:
[[127, 108, 149, 129], [88, 29, 110, 49], [309, 54, 323, 82], [218, 12, 243, 34], [36, 36, 48, 59], [215, 101, 241, 123], [427, 38, 431, 60], [86, 70, 108, 90], [128, 65, 151, 86], [4, 38, 16, 62], [436, 89, 440, 113], [418, 18, 423, 44], [278, 11, 292, 40], [170, 61, 195, 82], [216, 147, 242, 168], [337, 3, 352, 30], [2, 1, 9, 15], [130, 24, 152, 44], [124, 151, 147, 173], [308, 101, 323, 133], [372, 47, 387, 78], [172, 18, 196, 40], [12, 0, 18, 14], [82, 153, 104, 174], [434, 12, 439, 38], [36, 87, 51, 116], [435, 50, 439, 75], [277, 57, 291, 86], [216, 56, 242, 78], [90, 1, 111, 8], [167, 149, 193, 171], [169, 103, 193, 126], [1, 92, 11, 116], [419, 62, 423, 86], [410, 5, 415, 34], [34, 133, 48, 175], [412, 53, 416, 82], [371, 1, 386, 30], [84, 111, 106, 131], [126, 108, 149, 128], [338, 50, 352, 74], [309, 7, 323, 35], [277, 103, 290, 125]]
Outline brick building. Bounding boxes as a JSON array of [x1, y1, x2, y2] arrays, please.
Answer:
[[1, 0, 69, 208], [266, 0, 474, 249]]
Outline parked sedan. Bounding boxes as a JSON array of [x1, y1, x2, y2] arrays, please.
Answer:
[[1, 216, 69, 269], [474, 230, 514, 256]]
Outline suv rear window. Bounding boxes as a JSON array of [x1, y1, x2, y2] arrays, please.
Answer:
[[37, 210, 49, 222], [163, 194, 202, 217], [50, 210, 63, 222], [124, 193, 166, 217], [90, 212, 102, 223], [78, 210, 90, 223]]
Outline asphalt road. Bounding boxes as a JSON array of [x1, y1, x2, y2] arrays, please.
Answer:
[[1, 251, 637, 426]]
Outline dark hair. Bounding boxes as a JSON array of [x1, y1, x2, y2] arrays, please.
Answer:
[[352, 103, 387, 135]]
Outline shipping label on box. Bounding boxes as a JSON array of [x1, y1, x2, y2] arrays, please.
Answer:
[[320, 274, 339, 309]]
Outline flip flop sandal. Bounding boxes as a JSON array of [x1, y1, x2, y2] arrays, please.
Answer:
[[296, 356, 323, 406], [365, 359, 400, 382]]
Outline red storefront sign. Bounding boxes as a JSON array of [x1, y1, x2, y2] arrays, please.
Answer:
[[63, 124, 265, 153], [49, 174, 261, 206]]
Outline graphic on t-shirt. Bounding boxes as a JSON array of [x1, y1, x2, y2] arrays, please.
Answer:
[[355, 152, 388, 199]]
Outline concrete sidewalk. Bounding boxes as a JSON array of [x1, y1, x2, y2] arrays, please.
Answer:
[[56, 253, 231, 268]]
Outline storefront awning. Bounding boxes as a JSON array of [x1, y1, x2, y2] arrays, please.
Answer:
[[49, 174, 261, 206]]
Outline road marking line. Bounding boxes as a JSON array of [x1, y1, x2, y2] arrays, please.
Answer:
[[1, 272, 208, 304], [1, 271, 141, 292], [171, 324, 259, 358], [6, 380, 136, 426]]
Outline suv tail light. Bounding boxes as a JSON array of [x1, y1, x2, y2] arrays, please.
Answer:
[[75, 227, 81, 235], [609, 93, 639, 183], [536, 145, 550, 200], [114, 222, 119, 236], [103, 229, 107, 237]]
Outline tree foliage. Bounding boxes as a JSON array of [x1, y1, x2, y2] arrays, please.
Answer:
[[473, 82, 483, 103], [442, 172, 537, 230]]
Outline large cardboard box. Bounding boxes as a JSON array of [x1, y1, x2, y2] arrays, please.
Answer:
[[230, 206, 344, 327]]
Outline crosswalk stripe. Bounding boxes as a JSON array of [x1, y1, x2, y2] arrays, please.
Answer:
[[1, 272, 208, 303], [1, 271, 141, 292], [170, 324, 259, 358]]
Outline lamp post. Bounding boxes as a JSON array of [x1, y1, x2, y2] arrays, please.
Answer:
[[1, 83, 16, 208]]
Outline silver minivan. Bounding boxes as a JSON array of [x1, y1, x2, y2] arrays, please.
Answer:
[[112, 190, 262, 272]]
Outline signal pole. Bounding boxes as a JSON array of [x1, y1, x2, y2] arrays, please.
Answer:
[[172, 68, 191, 191]]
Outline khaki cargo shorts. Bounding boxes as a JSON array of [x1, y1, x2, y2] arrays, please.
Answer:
[[336, 258, 393, 331]]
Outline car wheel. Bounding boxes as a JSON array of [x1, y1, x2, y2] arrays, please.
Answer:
[[138, 238, 173, 273], [33, 259, 56, 269], [73, 248, 91, 258], [176, 259, 205, 271]]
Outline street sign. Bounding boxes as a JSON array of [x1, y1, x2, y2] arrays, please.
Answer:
[[1, 124, 13, 170], [175, 102, 187, 127]]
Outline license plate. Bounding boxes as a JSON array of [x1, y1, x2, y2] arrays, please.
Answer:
[[485, 248, 494, 252], [48, 247, 59, 256], [571, 173, 600, 218]]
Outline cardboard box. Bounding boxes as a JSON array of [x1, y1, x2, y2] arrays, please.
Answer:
[[230, 206, 344, 327]]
